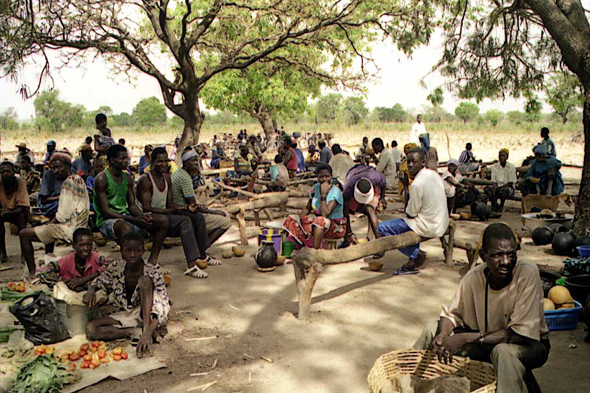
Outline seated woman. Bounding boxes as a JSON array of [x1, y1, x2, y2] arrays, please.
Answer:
[[283, 164, 345, 249]]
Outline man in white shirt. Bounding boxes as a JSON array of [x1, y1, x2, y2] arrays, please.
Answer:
[[329, 144, 354, 185], [371, 138, 397, 190], [390, 140, 404, 171], [442, 159, 479, 214], [377, 148, 448, 275], [485, 149, 517, 212], [410, 114, 426, 145], [413, 223, 549, 393]]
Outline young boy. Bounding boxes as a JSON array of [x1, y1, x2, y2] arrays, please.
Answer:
[[57, 228, 107, 291], [84, 232, 169, 358]]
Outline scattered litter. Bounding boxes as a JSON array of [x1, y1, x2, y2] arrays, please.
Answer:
[[228, 304, 240, 311], [261, 356, 273, 363], [243, 353, 254, 359], [191, 372, 210, 377], [187, 380, 217, 392], [248, 372, 252, 383], [185, 336, 218, 342], [211, 358, 218, 369]]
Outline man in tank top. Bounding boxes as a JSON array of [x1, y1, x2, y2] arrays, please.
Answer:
[[94, 144, 169, 271], [137, 147, 210, 279]]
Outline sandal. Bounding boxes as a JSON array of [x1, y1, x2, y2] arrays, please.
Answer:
[[155, 264, 171, 275], [184, 265, 208, 279], [392, 266, 420, 276], [205, 255, 222, 266]]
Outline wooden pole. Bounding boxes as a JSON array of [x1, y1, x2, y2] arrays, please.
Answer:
[[237, 207, 248, 245], [211, 179, 259, 199], [226, 192, 289, 215]]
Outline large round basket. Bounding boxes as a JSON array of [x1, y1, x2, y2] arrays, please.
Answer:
[[368, 349, 497, 393]]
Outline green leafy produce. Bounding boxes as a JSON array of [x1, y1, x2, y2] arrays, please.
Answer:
[[11, 354, 78, 393], [1, 290, 33, 302], [0, 327, 22, 343]]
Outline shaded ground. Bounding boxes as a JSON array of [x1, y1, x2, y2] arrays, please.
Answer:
[[0, 171, 588, 392]]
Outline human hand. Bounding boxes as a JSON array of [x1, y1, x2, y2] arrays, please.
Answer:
[[64, 278, 85, 291], [320, 182, 331, 197], [434, 333, 467, 364], [346, 233, 359, 245], [136, 333, 153, 358], [136, 214, 153, 226], [83, 290, 97, 307], [378, 199, 388, 211]]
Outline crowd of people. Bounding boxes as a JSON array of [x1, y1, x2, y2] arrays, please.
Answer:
[[0, 114, 560, 386]]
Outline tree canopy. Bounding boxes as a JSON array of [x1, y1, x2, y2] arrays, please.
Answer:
[[545, 73, 583, 124], [33, 90, 86, 132], [132, 97, 168, 127], [454, 102, 479, 124]]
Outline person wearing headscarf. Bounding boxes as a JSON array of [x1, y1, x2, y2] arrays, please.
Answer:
[[518, 145, 564, 197], [419, 133, 438, 170], [398, 143, 418, 199], [484, 149, 517, 212]]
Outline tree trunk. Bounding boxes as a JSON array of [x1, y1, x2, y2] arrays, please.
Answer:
[[255, 109, 275, 141], [573, 87, 590, 235], [175, 97, 204, 166]]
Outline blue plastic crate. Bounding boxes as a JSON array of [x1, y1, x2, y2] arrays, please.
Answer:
[[544, 300, 582, 331]]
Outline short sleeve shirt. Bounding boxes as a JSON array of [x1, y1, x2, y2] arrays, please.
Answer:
[[0, 177, 30, 209], [58, 252, 105, 280], [171, 168, 195, 207], [310, 184, 344, 220], [40, 170, 64, 197]]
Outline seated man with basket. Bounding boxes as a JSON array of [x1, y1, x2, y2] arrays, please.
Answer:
[[413, 223, 550, 393]]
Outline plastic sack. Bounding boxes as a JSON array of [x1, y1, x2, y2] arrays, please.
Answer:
[[9, 291, 70, 345]]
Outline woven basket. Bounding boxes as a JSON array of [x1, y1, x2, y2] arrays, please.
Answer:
[[368, 349, 497, 393]]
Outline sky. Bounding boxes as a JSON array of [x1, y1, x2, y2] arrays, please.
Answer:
[[0, 32, 531, 121]]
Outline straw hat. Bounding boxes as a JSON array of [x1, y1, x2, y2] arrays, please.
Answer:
[[15, 143, 30, 151]]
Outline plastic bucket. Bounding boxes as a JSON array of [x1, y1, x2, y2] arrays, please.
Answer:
[[258, 229, 283, 256], [282, 242, 296, 258], [55, 299, 100, 336]]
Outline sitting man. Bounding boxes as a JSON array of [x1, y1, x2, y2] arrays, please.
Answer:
[[268, 155, 289, 192], [18, 156, 41, 196], [518, 145, 564, 197], [414, 223, 549, 393], [318, 140, 332, 164], [371, 138, 397, 190], [172, 150, 230, 258], [139, 145, 153, 175], [442, 159, 479, 214], [94, 144, 169, 269], [341, 164, 387, 252], [84, 232, 169, 358], [14, 143, 35, 165], [329, 144, 354, 186], [485, 149, 517, 212], [0, 161, 30, 262], [38, 228, 108, 291], [20, 152, 89, 279], [137, 147, 210, 279], [355, 136, 370, 163], [283, 164, 345, 249], [210, 141, 228, 169], [72, 144, 94, 179], [39, 152, 72, 219], [378, 148, 448, 275], [459, 142, 481, 174], [305, 145, 320, 171]]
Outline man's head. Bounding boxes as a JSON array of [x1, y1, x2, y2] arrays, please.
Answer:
[[331, 144, 343, 156], [144, 144, 153, 157], [181, 150, 200, 174], [106, 144, 129, 170], [95, 113, 107, 130], [80, 144, 94, 160], [533, 144, 548, 160], [151, 147, 169, 174], [316, 164, 332, 184], [465, 143, 472, 151], [541, 127, 550, 139], [318, 140, 326, 150], [239, 144, 250, 158], [0, 161, 16, 183], [498, 149, 509, 166], [447, 159, 459, 176], [416, 114, 422, 123], [19, 156, 33, 171], [85, 136, 93, 145], [479, 223, 518, 283], [93, 157, 106, 175], [47, 140, 57, 152], [16, 143, 29, 154], [72, 227, 94, 260], [353, 177, 374, 206], [308, 145, 317, 153], [282, 137, 292, 148], [50, 152, 73, 181], [391, 140, 398, 148], [274, 155, 283, 164], [120, 232, 145, 265], [362, 136, 368, 145], [407, 148, 426, 179], [118, 138, 126, 146], [371, 138, 385, 154], [248, 135, 257, 145], [174, 137, 180, 147]]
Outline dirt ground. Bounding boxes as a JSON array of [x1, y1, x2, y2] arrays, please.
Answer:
[[0, 168, 588, 392]]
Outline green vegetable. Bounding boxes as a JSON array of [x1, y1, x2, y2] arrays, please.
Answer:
[[0, 327, 22, 343], [11, 354, 78, 393], [1, 290, 32, 302]]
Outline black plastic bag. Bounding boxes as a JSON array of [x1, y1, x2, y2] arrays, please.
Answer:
[[9, 292, 70, 344]]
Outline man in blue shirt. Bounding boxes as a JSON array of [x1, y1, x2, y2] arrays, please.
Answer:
[[539, 127, 556, 157], [518, 145, 564, 197]]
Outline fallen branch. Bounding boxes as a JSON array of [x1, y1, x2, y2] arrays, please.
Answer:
[[185, 336, 217, 342], [226, 192, 289, 215], [211, 179, 259, 199]]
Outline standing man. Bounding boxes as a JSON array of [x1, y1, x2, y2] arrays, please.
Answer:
[[378, 148, 448, 274], [318, 140, 332, 164], [329, 144, 354, 186], [172, 150, 231, 256], [411, 114, 426, 145], [0, 161, 30, 263], [72, 144, 94, 179], [371, 138, 397, 190], [539, 127, 556, 157], [414, 223, 549, 393], [94, 144, 169, 270], [20, 154, 89, 279], [247, 135, 263, 162], [14, 143, 35, 164], [485, 149, 517, 212], [94, 113, 115, 156], [137, 147, 211, 279]]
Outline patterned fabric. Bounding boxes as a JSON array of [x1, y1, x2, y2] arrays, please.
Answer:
[[563, 257, 590, 275], [459, 150, 474, 164], [50, 174, 90, 242], [19, 168, 41, 194], [98, 135, 115, 150], [92, 260, 170, 327], [425, 147, 438, 171], [283, 214, 346, 246]]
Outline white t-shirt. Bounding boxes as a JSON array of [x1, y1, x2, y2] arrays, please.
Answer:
[[441, 170, 464, 198], [411, 122, 426, 144], [404, 168, 449, 238], [390, 147, 404, 164], [376, 148, 397, 189], [491, 162, 517, 187]]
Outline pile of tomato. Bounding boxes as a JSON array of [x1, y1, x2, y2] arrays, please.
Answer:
[[36, 341, 129, 371], [6, 281, 25, 292]]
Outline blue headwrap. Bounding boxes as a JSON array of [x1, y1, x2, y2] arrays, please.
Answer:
[[533, 144, 548, 156]]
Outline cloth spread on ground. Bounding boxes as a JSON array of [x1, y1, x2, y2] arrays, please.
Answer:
[[403, 168, 449, 239], [441, 261, 549, 340]]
